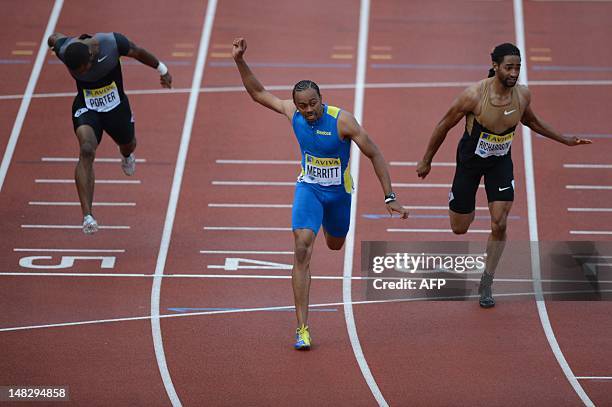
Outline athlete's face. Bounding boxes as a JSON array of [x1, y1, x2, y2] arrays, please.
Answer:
[[493, 55, 520, 88], [293, 88, 323, 122], [72, 38, 97, 75]]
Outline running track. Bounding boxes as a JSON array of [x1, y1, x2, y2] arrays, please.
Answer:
[[1, 0, 611, 405]]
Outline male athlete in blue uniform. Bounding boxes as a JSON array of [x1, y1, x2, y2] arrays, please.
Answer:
[[48, 32, 172, 234], [417, 43, 591, 308], [232, 37, 408, 350]]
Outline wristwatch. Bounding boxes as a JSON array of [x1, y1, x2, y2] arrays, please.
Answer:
[[384, 192, 397, 204]]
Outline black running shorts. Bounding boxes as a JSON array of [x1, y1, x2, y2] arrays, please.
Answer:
[[449, 155, 514, 214], [71, 96, 135, 145]]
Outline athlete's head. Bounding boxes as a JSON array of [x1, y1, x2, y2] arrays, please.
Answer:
[[292, 80, 323, 122], [488, 43, 521, 88]]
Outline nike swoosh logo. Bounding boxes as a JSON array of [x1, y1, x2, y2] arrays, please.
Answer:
[[97, 55, 108, 63], [498, 186, 512, 191], [504, 109, 516, 116]]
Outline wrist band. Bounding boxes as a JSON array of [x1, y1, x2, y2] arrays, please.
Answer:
[[156, 61, 168, 75], [384, 192, 397, 204]]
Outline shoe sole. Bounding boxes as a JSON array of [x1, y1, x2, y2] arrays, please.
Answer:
[[83, 224, 99, 235], [479, 301, 495, 308]]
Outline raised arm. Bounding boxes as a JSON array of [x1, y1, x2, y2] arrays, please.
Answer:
[[338, 111, 408, 218], [416, 84, 479, 178], [122, 34, 172, 88], [520, 88, 591, 146], [232, 38, 294, 119]]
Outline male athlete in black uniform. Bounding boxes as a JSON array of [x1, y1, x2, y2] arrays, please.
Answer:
[[47, 32, 172, 234], [416, 43, 591, 307]]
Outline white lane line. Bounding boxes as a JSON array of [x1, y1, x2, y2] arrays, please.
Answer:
[[564, 164, 612, 169], [0, 0, 64, 193], [568, 208, 612, 212], [344, 1, 387, 406], [573, 255, 612, 259], [208, 203, 292, 208], [514, 1, 593, 406], [29, 201, 136, 206], [203, 226, 291, 231], [390, 161, 455, 167], [387, 228, 491, 233], [35, 179, 141, 184], [21, 224, 130, 230], [151, 1, 217, 405], [199, 250, 293, 254], [13, 248, 125, 253], [42, 157, 147, 163], [576, 377, 612, 380], [4, 289, 610, 333], [4, 272, 612, 285], [403, 205, 489, 210], [211, 180, 294, 186], [570, 231, 612, 235], [2, 79, 612, 102], [393, 183, 485, 188], [215, 159, 299, 165], [566, 185, 612, 190]]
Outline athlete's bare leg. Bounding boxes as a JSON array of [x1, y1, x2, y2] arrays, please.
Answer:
[[74, 125, 98, 217], [449, 210, 475, 234], [292, 228, 316, 328], [118, 136, 136, 157], [323, 229, 345, 251]]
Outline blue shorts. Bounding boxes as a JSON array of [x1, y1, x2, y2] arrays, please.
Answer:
[[292, 182, 352, 237]]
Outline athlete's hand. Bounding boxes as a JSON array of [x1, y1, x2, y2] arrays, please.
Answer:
[[232, 38, 247, 61], [416, 160, 431, 179], [386, 201, 409, 219], [564, 135, 592, 146], [160, 72, 172, 88]]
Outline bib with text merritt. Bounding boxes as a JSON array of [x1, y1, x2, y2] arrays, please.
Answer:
[[475, 131, 514, 158], [83, 81, 120, 113], [302, 153, 342, 186]]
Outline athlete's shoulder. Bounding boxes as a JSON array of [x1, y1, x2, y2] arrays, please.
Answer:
[[515, 84, 531, 104]]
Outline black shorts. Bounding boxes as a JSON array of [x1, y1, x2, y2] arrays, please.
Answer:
[[71, 96, 135, 145], [449, 155, 514, 214]]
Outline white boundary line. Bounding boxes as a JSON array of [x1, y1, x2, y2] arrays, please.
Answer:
[[514, 1, 594, 405], [567, 208, 612, 212], [575, 377, 612, 380], [35, 179, 141, 184], [0, 0, 64, 193], [343, 1, 388, 406], [150, 1, 218, 406], [29, 201, 136, 206]]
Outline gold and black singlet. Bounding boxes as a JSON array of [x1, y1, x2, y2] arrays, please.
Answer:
[[457, 78, 521, 165]]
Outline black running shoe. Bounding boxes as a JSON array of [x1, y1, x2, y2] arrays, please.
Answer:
[[478, 272, 495, 308]]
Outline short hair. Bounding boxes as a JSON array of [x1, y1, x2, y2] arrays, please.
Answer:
[[292, 80, 321, 100], [64, 42, 90, 70], [488, 43, 521, 78]]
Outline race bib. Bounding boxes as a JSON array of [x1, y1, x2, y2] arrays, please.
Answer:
[[301, 154, 342, 186], [475, 131, 514, 158], [83, 81, 120, 112]]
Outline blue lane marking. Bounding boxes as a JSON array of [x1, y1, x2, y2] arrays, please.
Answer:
[[362, 214, 521, 220], [532, 65, 612, 73], [168, 307, 338, 313], [209, 61, 352, 69], [47, 59, 192, 66], [371, 63, 489, 70], [0, 59, 30, 64]]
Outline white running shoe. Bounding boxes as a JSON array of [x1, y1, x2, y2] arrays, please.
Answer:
[[82, 214, 99, 235], [121, 153, 136, 176]]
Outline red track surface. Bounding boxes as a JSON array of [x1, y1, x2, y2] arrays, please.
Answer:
[[1, 0, 611, 406]]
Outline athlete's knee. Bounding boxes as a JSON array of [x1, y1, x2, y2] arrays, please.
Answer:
[[451, 224, 469, 235], [490, 218, 507, 238], [78, 142, 96, 161], [294, 237, 314, 265], [326, 238, 345, 251]]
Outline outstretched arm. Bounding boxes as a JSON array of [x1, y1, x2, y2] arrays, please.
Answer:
[[339, 111, 408, 219], [416, 85, 479, 178], [232, 37, 294, 119], [520, 89, 591, 146], [122, 34, 172, 88]]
